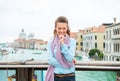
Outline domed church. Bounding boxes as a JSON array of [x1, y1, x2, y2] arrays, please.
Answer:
[[14, 29, 47, 49]]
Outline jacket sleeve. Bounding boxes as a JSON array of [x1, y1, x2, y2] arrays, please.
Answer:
[[61, 38, 76, 62], [47, 40, 60, 67]]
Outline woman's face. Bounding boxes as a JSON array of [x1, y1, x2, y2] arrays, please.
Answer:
[[55, 22, 68, 36]]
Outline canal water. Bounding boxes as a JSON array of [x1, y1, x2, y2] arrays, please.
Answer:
[[0, 48, 117, 81]]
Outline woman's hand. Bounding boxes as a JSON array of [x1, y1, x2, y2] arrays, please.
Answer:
[[59, 35, 65, 45], [73, 59, 76, 64]]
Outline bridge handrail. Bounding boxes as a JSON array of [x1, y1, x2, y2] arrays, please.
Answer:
[[0, 60, 120, 71]]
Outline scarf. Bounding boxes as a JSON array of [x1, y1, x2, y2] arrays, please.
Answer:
[[45, 35, 74, 81]]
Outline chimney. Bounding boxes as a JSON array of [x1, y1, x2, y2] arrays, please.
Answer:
[[113, 17, 116, 23]]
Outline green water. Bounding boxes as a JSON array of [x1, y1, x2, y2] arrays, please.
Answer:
[[0, 70, 117, 81], [76, 71, 116, 81]]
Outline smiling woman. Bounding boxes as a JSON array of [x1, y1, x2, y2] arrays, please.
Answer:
[[45, 16, 76, 81]]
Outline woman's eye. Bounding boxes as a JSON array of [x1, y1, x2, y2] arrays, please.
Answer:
[[58, 28, 61, 30]]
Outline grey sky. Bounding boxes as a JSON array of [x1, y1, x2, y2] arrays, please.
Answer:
[[0, 0, 120, 43]]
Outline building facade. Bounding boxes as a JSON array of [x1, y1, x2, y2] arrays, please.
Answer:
[[104, 22, 120, 61], [82, 25, 105, 52]]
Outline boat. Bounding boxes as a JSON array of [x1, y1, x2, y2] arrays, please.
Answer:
[[0, 49, 9, 55], [33, 52, 41, 54], [8, 74, 37, 81]]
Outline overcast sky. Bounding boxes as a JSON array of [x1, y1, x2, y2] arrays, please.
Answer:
[[0, 0, 120, 43]]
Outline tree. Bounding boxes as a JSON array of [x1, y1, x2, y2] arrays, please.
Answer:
[[89, 49, 103, 60]]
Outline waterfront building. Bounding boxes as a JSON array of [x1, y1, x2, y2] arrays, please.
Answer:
[[14, 29, 27, 48], [82, 25, 105, 52], [14, 29, 47, 50], [104, 22, 120, 61], [76, 30, 84, 51], [34, 39, 47, 50]]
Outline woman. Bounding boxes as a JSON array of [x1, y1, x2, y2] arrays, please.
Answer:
[[45, 16, 76, 81]]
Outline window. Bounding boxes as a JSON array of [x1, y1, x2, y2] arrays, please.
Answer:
[[95, 35, 97, 40], [109, 30, 111, 38], [91, 36, 92, 40], [81, 35, 82, 38], [80, 42, 83, 46], [104, 35, 105, 39], [76, 42, 78, 45], [81, 48, 83, 50], [103, 42, 105, 48], [95, 42, 97, 48], [106, 31, 108, 38]]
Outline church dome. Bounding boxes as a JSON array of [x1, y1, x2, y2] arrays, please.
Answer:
[[19, 29, 27, 39], [28, 32, 34, 39]]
